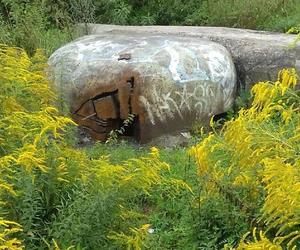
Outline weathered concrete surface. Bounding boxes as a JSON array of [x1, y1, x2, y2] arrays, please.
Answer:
[[85, 24, 300, 90], [48, 34, 236, 142]]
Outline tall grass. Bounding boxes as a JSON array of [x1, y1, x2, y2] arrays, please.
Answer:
[[93, 0, 300, 32], [0, 45, 195, 249], [186, 0, 300, 31], [1, 0, 299, 56], [0, 0, 95, 55]]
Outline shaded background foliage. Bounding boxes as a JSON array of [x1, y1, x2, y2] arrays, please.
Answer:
[[0, 0, 299, 55]]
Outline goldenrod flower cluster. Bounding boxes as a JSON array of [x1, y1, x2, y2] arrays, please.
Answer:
[[0, 45, 192, 249], [190, 69, 300, 249]]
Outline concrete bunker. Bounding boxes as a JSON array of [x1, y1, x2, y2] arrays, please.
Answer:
[[49, 34, 237, 142]]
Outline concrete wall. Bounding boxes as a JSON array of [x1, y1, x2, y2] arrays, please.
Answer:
[[86, 24, 300, 90]]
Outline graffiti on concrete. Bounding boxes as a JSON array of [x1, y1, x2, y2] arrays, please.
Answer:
[[139, 82, 222, 125]]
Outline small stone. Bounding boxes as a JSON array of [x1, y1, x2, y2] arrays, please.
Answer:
[[118, 53, 131, 61]]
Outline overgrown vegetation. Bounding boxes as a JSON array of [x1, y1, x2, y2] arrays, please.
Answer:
[[0, 43, 299, 249], [0, 0, 94, 55], [0, 0, 299, 55], [190, 68, 300, 249], [1, 1, 300, 249], [91, 0, 300, 31], [0, 45, 194, 249]]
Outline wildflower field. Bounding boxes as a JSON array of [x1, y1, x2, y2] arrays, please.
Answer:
[[0, 44, 299, 249]]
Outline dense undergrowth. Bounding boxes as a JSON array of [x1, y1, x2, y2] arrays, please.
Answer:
[[191, 68, 300, 249], [0, 0, 299, 56], [1, 41, 300, 249], [0, 45, 194, 249]]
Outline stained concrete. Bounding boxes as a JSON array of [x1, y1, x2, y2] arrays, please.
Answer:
[[48, 34, 236, 142], [85, 24, 300, 90]]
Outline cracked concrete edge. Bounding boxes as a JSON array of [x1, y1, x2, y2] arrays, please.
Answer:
[[296, 60, 300, 76], [83, 24, 298, 46], [81, 24, 300, 87], [296, 44, 300, 75]]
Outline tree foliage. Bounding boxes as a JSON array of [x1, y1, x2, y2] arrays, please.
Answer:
[[0, 0, 299, 55]]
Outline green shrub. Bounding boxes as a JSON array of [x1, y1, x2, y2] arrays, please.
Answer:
[[93, 0, 300, 32], [1, 0, 299, 55], [0, 0, 95, 55], [185, 0, 300, 31]]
